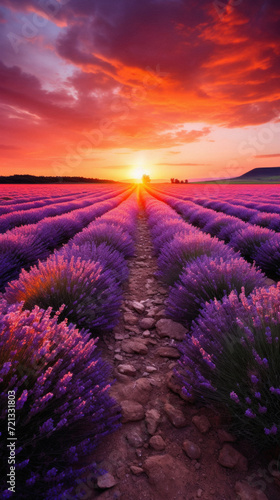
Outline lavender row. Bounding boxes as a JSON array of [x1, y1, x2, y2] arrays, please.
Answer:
[[5, 191, 139, 335], [143, 191, 280, 448], [0, 187, 119, 216], [0, 187, 134, 291], [0, 193, 139, 498], [177, 275, 280, 448], [0, 301, 120, 499], [142, 189, 265, 326], [151, 185, 280, 231], [146, 187, 280, 280], [0, 188, 89, 208], [183, 196, 280, 230], [204, 196, 280, 214], [0, 187, 128, 234]]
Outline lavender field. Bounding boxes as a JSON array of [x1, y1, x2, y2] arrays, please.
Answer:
[[1, 183, 280, 499]]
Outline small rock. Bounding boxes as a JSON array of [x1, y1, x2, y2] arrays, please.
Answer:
[[158, 287, 167, 294], [118, 364, 137, 376], [116, 466, 126, 479], [164, 403, 187, 428], [122, 340, 148, 355], [146, 366, 157, 373], [139, 318, 156, 330], [218, 444, 248, 472], [183, 440, 201, 460], [235, 480, 268, 500], [125, 325, 141, 334], [156, 318, 187, 340], [130, 466, 144, 476], [131, 301, 145, 313], [97, 473, 117, 489], [143, 330, 151, 337], [197, 489, 203, 498], [149, 435, 166, 451], [121, 400, 145, 423], [112, 378, 152, 405], [123, 312, 138, 325], [145, 408, 161, 434], [156, 347, 180, 359], [143, 454, 189, 497], [217, 429, 236, 443], [126, 430, 144, 448], [114, 354, 123, 361], [114, 333, 125, 340], [192, 415, 211, 434]]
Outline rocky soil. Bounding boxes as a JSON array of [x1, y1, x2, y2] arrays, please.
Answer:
[[86, 210, 280, 500]]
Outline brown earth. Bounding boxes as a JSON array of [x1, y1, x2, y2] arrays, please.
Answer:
[[82, 210, 280, 500]]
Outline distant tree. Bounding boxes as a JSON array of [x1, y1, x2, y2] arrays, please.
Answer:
[[181, 180, 184, 183], [184, 179, 188, 184], [174, 178, 180, 184], [170, 178, 175, 184], [142, 174, 151, 184]]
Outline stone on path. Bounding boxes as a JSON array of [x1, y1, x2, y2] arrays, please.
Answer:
[[218, 444, 248, 472], [117, 364, 137, 376], [156, 318, 187, 340], [123, 312, 138, 325], [97, 473, 117, 489], [164, 403, 187, 428], [143, 454, 189, 498], [112, 378, 152, 404], [130, 466, 144, 476], [235, 480, 268, 500], [149, 435, 166, 451], [121, 340, 148, 355], [192, 415, 211, 434], [130, 301, 145, 313], [126, 429, 144, 448], [157, 346, 180, 359], [139, 317, 156, 329], [183, 440, 201, 460], [120, 400, 145, 423], [145, 408, 161, 434]]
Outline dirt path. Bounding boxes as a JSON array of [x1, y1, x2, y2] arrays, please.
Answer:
[[90, 210, 279, 500]]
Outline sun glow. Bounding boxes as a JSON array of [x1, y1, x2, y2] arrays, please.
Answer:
[[131, 167, 150, 183]]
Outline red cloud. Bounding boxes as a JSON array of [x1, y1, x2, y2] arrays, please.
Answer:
[[0, 0, 279, 176]]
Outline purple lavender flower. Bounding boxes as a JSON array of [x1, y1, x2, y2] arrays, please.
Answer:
[[245, 409, 256, 418], [0, 299, 121, 498], [166, 255, 265, 324], [230, 391, 240, 403], [5, 254, 122, 334]]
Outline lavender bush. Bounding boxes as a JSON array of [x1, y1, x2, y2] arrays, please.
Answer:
[[166, 255, 266, 325], [230, 226, 274, 262], [0, 299, 120, 499], [254, 234, 280, 280], [5, 254, 122, 334], [0, 193, 130, 291], [62, 242, 129, 283], [72, 222, 135, 258], [177, 284, 280, 448], [157, 233, 237, 285]]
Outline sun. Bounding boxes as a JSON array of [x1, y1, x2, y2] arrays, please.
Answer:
[[131, 167, 150, 183]]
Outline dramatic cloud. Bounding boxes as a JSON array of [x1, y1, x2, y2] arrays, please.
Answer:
[[0, 0, 279, 179]]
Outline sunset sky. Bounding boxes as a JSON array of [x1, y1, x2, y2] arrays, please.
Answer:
[[0, 0, 279, 181]]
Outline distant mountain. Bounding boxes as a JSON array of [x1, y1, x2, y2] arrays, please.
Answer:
[[235, 167, 280, 181], [0, 175, 117, 184], [199, 167, 280, 184]]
